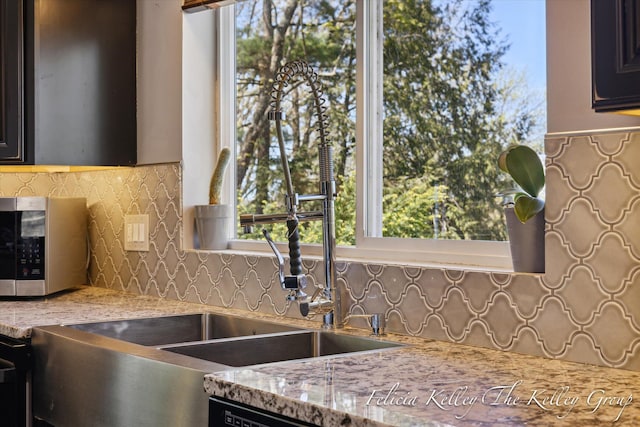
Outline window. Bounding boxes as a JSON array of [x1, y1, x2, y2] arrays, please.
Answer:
[[224, 0, 546, 269]]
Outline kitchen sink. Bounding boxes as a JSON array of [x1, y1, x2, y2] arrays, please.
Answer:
[[34, 317, 406, 427], [66, 313, 303, 346], [161, 330, 404, 367]]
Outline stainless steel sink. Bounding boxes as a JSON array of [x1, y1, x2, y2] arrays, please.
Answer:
[[34, 316, 406, 427], [67, 313, 303, 346], [161, 330, 404, 367]]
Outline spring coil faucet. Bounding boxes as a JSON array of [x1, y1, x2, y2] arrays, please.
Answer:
[[239, 60, 340, 329]]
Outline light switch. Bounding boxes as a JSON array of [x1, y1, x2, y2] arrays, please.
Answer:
[[124, 214, 149, 251]]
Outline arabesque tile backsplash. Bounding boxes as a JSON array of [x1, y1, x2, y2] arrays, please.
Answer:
[[1, 128, 639, 370]]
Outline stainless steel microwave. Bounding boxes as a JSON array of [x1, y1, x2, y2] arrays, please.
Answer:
[[0, 197, 87, 297]]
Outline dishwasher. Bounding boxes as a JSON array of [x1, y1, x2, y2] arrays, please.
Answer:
[[0, 335, 31, 427], [210, 396, 319, 427]]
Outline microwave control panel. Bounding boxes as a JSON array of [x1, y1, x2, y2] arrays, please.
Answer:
[[0, 210, 45, 281], [17, 235, 45, 280], [16, 210, 45, 280]]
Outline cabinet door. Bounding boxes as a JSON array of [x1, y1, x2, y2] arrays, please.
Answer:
[[592, 0, 640, 113], [28, 0, 136, 166], [0, 0, 24, 161]]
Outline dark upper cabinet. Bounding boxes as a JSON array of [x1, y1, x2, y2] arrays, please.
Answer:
[[0, 1, 23, 161], [592, 0, 640, 113], [0, 0, 136, 166]]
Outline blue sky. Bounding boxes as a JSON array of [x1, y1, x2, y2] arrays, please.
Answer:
[[491, 0, 546, 90]]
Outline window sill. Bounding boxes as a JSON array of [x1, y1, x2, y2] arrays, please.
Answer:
[[205, 238, 519, 273]]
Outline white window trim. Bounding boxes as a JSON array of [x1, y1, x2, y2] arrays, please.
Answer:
[[356, 0, 384, 241], [215, 7, 236, 210], [221, 0, 512, 271]]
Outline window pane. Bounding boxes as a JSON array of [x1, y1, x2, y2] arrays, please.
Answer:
[[235, 0, 357, 245], [381, 0, 546, 241], [233, 0, 546, 250]]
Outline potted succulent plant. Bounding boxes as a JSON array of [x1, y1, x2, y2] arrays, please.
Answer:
[[194, 147, 232, 250], [498, 144, 545, 273]]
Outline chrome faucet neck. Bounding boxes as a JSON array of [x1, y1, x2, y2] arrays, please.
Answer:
[[243, 60, 340, 329]]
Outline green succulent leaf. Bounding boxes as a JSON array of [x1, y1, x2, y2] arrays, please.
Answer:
[[497, 144, 516, 174], [503, 145, 544, 198], [513, 194, 544, 223]]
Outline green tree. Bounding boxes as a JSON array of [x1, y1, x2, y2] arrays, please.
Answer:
[[382, 0, 533, 241], [236, 0, 356, 244]]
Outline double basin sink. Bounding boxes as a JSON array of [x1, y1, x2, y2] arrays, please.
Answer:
[[32, 312, 405, 426], [66, 312, 403, 367]]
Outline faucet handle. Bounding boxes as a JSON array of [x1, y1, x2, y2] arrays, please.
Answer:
[[263, 229, 307, 292], [263, 229, 285, 285]]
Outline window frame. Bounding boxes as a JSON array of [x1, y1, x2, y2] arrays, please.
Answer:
[[221, 0, 513, 270]]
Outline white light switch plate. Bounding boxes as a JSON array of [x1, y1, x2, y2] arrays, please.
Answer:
[[124, 214, 149, 251]]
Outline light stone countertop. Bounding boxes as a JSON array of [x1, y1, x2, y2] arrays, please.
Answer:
[[1, 286, 639, 426], [205, 340, 640, 427], [0, 286, 218, 339]]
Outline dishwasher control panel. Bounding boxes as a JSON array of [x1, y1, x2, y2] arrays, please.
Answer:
[[210, 396, 318, 427]]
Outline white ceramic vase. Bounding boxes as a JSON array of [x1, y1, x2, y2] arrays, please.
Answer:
[[194, 204, 232, 250]]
